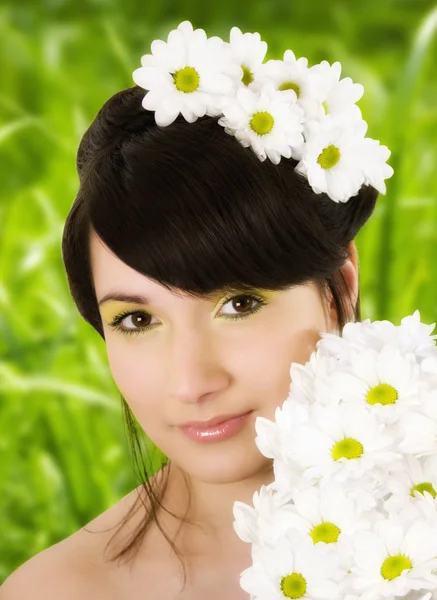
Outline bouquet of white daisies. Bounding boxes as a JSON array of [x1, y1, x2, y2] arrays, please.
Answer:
[[233, 311, 437, 600]]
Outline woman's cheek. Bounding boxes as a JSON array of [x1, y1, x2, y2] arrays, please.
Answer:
[[106, 344, 146, 395]]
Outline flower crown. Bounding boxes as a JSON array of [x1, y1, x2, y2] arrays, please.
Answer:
[[132, 20, 394, 204]]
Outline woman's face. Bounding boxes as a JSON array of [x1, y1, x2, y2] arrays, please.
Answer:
[[90, 230, 339, 485]]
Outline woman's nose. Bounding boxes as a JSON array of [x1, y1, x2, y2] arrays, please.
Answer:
[[166, 328, 230, 404]]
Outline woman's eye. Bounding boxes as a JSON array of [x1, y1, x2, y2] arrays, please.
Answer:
[[109, 310, 157, 336], [218, 294, 262, 317], [125, 312, 156, 329]]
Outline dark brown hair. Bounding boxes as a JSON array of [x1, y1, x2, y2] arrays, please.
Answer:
[[61, 85, 378, 589]]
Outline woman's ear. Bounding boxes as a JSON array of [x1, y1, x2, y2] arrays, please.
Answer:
[[328, 240, 359, 332]]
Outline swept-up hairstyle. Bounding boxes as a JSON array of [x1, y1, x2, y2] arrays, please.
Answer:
[[62, 84, 378, 587]]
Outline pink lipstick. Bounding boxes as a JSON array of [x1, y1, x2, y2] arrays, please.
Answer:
[[177, 411, 253, 443]]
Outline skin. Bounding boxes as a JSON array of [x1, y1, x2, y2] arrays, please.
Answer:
[[89, 228, 359, 577]]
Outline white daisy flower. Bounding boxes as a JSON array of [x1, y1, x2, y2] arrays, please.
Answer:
[[399, 390, 437, 456], [132, 20, 241, 126], [384, 454, 437, 516], [281, 483, 371, 568], [307, 60, 364, 123], [286, 403, 401, 483], [239, 529, 344, 600], [303, 60, 394, 196], [233, 483, 301, 547], [350, 517, 437, 599], [253, 50, 318, 125], [295, 116, 372, 203], [225, 26, 268, 89], [218, 80, 305, 164], [325, 344, 425, 423]]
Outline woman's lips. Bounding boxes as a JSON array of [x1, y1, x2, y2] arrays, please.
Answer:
[[177, 411, 253, 443]]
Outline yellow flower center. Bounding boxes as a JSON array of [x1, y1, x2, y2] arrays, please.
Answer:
[[410, 482, 437, 498], [280, 572, 307, 598], [381, 555, 412, 580], [241, 65, 254, 86], [279, 81, 300, 98], [366, 383, 398, 406], [317, 145, 341, 169], [173, 66, 200, 93], [250, 111, 274, 135], [310, 521, 341, 544], [322, 101, 329, 114], [332, 437, 364, 460]]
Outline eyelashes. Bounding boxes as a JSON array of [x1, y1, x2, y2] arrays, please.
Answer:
[[107, 292, 268, 337]]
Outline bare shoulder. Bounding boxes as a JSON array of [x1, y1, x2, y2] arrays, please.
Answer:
[[0, 541, 99, 599], [0, 485, 144, 600]]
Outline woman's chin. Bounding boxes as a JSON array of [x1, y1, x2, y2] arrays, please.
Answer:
[[179, 452, 273, 485]]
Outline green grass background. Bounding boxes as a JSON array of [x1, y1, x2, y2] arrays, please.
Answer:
[[1, 0, 437, 582]]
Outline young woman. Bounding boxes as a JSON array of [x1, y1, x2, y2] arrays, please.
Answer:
[[1, 22, 392, 600]]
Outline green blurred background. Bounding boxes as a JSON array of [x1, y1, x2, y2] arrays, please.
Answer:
[[1, 0, 437, 582]]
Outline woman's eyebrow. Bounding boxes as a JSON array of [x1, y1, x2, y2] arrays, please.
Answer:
[[98, 293, 150, 307]]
